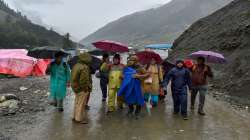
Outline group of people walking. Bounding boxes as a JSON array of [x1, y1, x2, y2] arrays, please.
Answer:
[[163, 57, 213, 119], [47, 51, 213, 124]]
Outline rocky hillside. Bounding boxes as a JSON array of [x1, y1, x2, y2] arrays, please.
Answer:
[[0, 0, 74, 49], [170, 0, 250, 103], [81, 0, 232, 46]]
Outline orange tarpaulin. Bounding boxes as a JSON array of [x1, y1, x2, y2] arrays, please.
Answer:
[[32, 59, 51, 77]]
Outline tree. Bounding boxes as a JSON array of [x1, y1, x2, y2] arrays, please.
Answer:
[[62, 33, 73, 49], [38, 39, 49, 46], [50, 27, 54, 31], [0, 0, 74, 49], [5, 15, 12, 23]]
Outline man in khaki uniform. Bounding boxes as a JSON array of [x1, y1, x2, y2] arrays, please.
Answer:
[[71, 53, 92, 124]]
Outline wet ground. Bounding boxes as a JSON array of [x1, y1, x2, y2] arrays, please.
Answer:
[[7, 78, 248, 140]]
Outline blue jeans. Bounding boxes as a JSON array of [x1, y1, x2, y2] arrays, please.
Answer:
[[172, 91, 188, 116], [144, 93, 159, 106]]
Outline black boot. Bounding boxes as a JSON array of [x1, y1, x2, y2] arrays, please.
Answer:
[[135, 105, 141, 120], [198, 111, 206, 116], [127, 105, 134, 117], [58, 108, 64, 112]]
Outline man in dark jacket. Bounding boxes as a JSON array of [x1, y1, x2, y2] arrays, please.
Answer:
[[163, 60, 191, 120], [190, 57, 213, 116], [99, 53, 110, 102]]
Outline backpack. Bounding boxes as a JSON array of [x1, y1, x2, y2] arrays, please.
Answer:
[[145, 64, 162, 83], [191, 64, 208, 85], [99, 62, 109, 79]]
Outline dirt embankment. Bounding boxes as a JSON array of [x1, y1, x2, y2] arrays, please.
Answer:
[[169, 0, 250, 106]]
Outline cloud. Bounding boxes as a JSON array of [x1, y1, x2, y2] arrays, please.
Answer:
[[4, 0, 171, 41], [5, 0, 64, 29], [6, 0, 63, 13], [10, 0, 63, 6]]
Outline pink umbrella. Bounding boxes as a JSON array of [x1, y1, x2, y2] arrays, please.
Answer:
[[93, 40, 129, 52], [0, 51, 36, 77], [189, 51, 227, 64]]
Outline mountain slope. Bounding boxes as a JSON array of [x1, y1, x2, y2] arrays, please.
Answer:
[[170, 0, 250, 103], [0, 0, 74, 49], [81, 0, 232, 46]]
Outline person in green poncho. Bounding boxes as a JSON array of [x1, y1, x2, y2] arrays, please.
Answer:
[[47, 52, 70, 112]]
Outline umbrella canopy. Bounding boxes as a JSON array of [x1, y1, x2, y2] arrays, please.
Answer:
[[88, 49, 115, 56], [184, 59, 194, 69], [145, 44, 172, 50], [136, 51, 163, 65], [0, 49, 28, 55], [28, 46, 69, 59], [189, 51, 227, 64], [93, 40, 129, 53], [68, 55, 102, 74], [0, 51, 36, 77], [162, 60, 175, 74]]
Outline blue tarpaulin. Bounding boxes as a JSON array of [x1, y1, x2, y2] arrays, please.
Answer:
[[145, 44, 172, 50]]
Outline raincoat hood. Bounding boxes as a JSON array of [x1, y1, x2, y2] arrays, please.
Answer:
[[175, 60, 184, 69], [78, 53, 92, 65], [176, 60, 184, 65]]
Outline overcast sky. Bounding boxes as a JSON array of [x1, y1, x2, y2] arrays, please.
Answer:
[[5, 0, 171, 41]]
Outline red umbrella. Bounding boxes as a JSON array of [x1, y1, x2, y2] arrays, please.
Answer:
[[184, 59, 194, 69], [93, 40, 129, 53], [136, 51, 163, 65]]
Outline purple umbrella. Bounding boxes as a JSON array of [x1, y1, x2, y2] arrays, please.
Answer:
[[189, 51, 227, 64]]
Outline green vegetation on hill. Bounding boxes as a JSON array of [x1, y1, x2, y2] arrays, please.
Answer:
[[0, 0, 75, 49]]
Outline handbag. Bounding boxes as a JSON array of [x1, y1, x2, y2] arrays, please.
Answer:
[[144, 76, 153, 84], [159, 87, 164, 96]]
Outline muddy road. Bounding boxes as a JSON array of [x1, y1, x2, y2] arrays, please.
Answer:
[[1, 77, 250, 140]]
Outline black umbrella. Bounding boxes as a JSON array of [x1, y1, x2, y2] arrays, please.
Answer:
[[162, 59, 175, 75], [28, 46, 69, 59], [68, 55, 102, 74]]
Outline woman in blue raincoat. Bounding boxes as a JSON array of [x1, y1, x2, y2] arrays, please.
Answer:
[[47, 52, 70, 112], [118, 56, 149, 119]]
